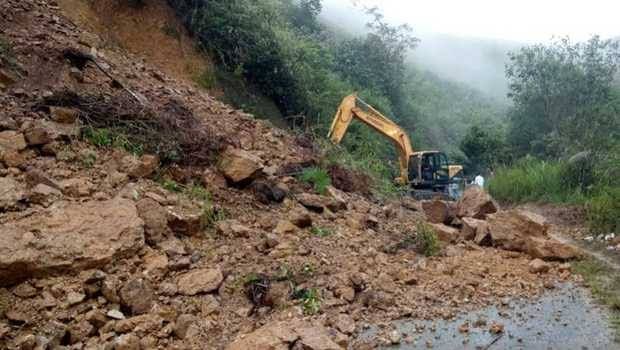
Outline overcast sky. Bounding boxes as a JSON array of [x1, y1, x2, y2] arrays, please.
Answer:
[[324, 0, 619, 42]]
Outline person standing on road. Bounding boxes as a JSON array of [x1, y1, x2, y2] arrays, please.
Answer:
[[474, 174, 485, 188]]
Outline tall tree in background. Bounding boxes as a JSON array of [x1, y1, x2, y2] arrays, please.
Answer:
[[505, 36, 620, 158], [333, 7, 419, 116]]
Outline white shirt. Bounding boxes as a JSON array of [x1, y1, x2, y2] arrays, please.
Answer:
[[474, 175, 485, 188]]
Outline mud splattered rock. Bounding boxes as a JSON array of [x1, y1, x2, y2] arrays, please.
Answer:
[[218, 147, 263, 185], [177, 268, 224, 295], [0, 198, 144, 286], [422, 200, 454, 224], [334, 314, 356, 335], [297, 193, 325, 213], [461, 217, 492, 245], [429, 223, 459, 243], [526, 236, 580, 260], [216, 220, 252, 238], [274, 220, 297, 235], [121, 154, 159, 179], [456, 186, 498, 219], [0, 130, 27, 152], [487, 210, 548, 251], [174, 314, 197, 339], [0, 176, 26, 209], [136, 198, 171, 244], [114, 334, 141, 350], [528, 258, 551, 273], [28, 183, 62, 206], [49, 106, 79, 124], [167, 207, 202, 237], [120, 278, 154, 315], [227, 320, 342, 350]]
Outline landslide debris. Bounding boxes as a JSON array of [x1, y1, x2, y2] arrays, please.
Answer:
[[0, 0, 584, 349]]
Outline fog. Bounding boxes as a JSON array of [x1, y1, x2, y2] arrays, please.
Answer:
[[319, 0, 619, 100]]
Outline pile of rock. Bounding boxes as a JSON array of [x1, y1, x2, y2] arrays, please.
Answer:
[[422, 186, 580, 260]]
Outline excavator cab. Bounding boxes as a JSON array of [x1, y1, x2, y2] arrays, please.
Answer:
[[408, 152, 450, 188]]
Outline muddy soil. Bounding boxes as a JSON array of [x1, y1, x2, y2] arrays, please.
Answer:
[[363, 283, 615, 350]]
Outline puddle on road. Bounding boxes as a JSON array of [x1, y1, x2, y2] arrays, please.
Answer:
[[361, 284, 617, 350]]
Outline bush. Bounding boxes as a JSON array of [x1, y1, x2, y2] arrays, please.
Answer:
[[414, 222, 440, 257], [300, 167, 331, 195], [488, 157, 586, 204], [587, 188, 620, 234]]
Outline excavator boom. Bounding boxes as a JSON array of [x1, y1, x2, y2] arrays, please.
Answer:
[[328, 94, 414, 184]]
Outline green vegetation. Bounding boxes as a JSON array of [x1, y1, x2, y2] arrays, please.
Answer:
[[310, 226, 332, 237], [82, 127, 144, 156], [300, 167, 331, 195], [160, 179, 182, 193], [414, 222, 440, 257], [167, 0, 505, 195], [294, 287, 321, 315], [573, 258, 620, 339]]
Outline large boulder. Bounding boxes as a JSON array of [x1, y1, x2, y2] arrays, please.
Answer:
[[429, 223, 459, 243], [0, 198, 144, 286], [422, 200, 455, 224], [218, 148, 263, 185], [456, 186, 498, 219], [461, 217, 491, 245], [487, 210, 579, 260], [227, 320, 342, 350], [487, 210, 548, 251]]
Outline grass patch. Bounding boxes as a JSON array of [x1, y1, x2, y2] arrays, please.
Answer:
[[414, 222, 440, 257], [82, 127, 144, 155], [310, 226, 332, 237], [300, 167, 331, 195], [573, 258, 620, 339], [488, 156, 620, 234], [292, 287, 321, 315], [161, 179, 182, 193]]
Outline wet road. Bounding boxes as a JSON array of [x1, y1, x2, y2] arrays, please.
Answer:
[[362, 284, 617, 350]]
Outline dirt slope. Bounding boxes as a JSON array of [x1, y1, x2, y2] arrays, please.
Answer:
[[57, 0, 211, 83], [0, 1, 585, 349]]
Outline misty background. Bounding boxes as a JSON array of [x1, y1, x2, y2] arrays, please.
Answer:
[[319, 0, 619, 101]]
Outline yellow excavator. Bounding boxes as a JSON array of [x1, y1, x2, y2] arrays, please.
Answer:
[[328, 94, 464, 198]]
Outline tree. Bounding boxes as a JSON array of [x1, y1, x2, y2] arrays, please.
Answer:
[[460, 125, 508, 175], [333, 7, 418, 115], [505, 36, 620, 158]]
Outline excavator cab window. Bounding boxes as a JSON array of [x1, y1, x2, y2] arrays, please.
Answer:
[[434, 153, 450, 183]]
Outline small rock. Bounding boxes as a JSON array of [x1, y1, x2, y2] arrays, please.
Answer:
[[24, 127, 53, 146], [334, 314, 356, 335], [389, 329, 402, 344], [13, 282, 38, 298], [297, 193, 325, 213], [216, 219, 252, 238], [528, 258, 551, 274], [290, 208, 313, 228], [0, 130, 27, 152], [489, 322, 504, 334], [114, 333, 141, 350], [50, 107, 79, 124], [68, 320, 94, 344], [28, 183, 62, 206], [218, 147, 263, 185], [85, 309, 108, 329], [177, 268, 224, 295], [107, 309, 126, 320], [120, 278, 154, 315], [6, 309, 29, 324], [174, 314, 197, 339], [273, 219, 297, 235], [66, 291, 86, 306]]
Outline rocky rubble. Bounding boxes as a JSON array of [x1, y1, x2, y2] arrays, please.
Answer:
[[0, 0, 584, 349]]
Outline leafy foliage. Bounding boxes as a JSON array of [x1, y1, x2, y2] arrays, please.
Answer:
[[414, 222, 440, 257], [505, 36, 620, 158], [310, 226, 332, 237], [300, 167, 331, 195]]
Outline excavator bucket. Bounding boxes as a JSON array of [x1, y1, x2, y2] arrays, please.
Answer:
[[328, 94, 357, 143]]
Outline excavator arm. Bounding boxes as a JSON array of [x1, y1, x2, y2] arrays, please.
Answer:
[[328, 94, 414, 184]]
